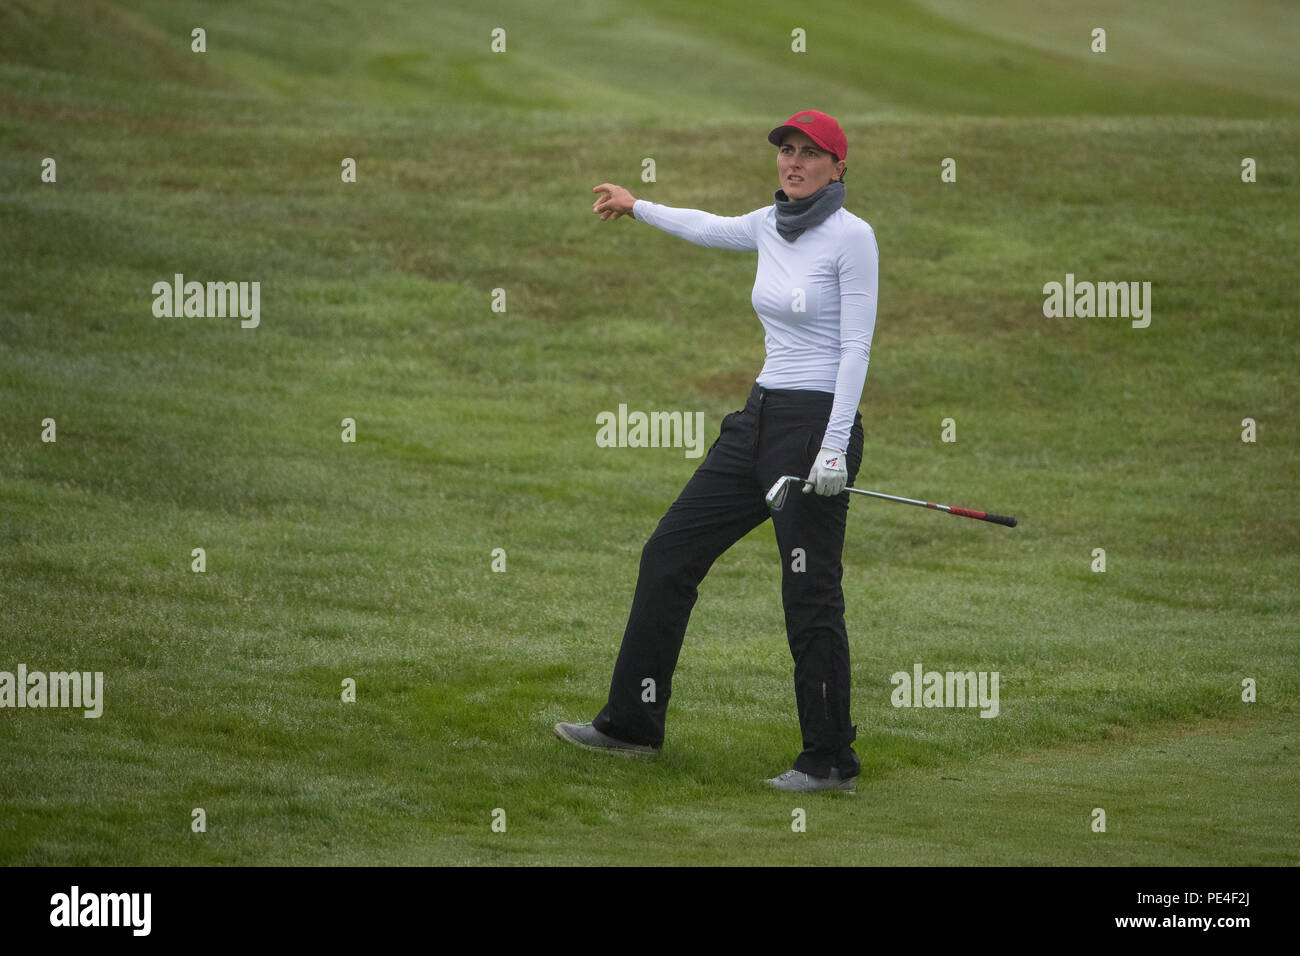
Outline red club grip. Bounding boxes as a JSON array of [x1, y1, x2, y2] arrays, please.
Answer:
[[949, 507, 1018, 528]]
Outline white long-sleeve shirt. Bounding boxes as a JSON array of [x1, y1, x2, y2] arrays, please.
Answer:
[[631, 198, 878, 452]]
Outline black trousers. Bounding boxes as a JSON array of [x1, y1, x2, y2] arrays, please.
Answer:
[[593, 381, 865, 778]]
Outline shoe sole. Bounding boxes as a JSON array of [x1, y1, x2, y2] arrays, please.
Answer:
[[764, 780, 857, 794], [553, 723, 659, 757]]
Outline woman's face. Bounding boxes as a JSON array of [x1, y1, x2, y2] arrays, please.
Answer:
[[777, 130, 845, 199]]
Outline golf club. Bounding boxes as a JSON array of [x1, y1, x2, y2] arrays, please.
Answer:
[[765, 475, 1018, 527]]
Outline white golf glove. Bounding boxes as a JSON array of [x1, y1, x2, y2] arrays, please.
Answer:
[[803, 445, 847, 496]]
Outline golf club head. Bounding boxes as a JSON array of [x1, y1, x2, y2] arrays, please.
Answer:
[[765, 475, 806, 512]]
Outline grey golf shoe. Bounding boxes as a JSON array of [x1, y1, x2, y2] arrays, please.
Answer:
[[553, 722, 660, 756], [764, 768, 856, 793]]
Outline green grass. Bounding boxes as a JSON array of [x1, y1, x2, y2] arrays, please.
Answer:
[[0, 0, 1296, 865]]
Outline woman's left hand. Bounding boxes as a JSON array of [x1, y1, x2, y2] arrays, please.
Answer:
[[804, 446, 848, 496]]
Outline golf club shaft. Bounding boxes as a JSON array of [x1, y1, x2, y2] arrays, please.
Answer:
[[804, 480, 1018, 527]]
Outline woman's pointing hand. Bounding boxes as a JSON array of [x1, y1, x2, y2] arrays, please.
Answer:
[[592, 183, 637, 221]]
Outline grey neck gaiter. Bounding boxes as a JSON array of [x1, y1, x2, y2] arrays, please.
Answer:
[[773, 180, 845, 242]]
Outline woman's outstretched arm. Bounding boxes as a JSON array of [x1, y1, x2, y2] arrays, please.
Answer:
[[593, 183, 763, 252]]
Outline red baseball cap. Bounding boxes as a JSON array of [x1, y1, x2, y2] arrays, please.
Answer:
[[768, 109, 848, 160]]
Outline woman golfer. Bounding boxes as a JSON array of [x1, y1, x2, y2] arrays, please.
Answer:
[[556, 110, 878, 793]]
